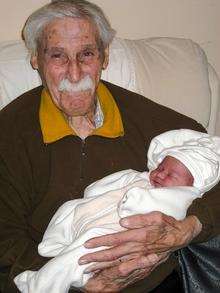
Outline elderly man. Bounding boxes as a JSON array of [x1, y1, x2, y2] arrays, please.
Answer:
[[0, 0, 219, 292]]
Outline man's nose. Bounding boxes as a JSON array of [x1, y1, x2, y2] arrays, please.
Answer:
[[67, 59, 82, 83]]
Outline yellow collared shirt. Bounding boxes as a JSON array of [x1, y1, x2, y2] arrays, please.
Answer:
[[39, 82, 124, 143]]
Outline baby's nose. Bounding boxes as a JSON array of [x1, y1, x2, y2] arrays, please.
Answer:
[[157, 171, 166, 179]]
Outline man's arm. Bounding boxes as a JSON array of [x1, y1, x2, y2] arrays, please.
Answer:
[[0, 155, 47, 292], [186, 182, 220, 242]]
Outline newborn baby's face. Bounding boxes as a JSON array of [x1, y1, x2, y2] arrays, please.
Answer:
[[149, 156, 194, 188]]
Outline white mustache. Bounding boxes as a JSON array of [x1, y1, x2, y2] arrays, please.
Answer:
[[58, 75, 95, 93]]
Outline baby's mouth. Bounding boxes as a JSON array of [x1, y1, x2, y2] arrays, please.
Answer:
[[151, 178, 163, 187]]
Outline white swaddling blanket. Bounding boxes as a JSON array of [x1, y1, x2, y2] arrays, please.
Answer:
[[14, 169, 200, 292]]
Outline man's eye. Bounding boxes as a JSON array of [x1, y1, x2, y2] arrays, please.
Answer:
[[79, 49, 98, 61], [83, 50, 95, 57], [50, 53, 63, 59]]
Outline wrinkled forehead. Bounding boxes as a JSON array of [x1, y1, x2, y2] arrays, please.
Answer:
[[38, 17, 100, 51]]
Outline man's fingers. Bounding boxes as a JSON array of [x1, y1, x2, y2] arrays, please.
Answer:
[[84, 252, 147, 273], [84, 260, 118, 273], [120, 211, 176, 229], [84, 226, 164, 249], [118, 254, 161, 276], [83, 212, 178, 251], [84, 230, 129, 248], [80, 241, 146, 264]]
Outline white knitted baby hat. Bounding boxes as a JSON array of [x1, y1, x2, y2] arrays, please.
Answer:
[[147, 129, 220, 194]]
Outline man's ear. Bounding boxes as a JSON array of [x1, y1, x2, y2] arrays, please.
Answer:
[[102, 46, 109, 70], [30, 55, 39, 70]]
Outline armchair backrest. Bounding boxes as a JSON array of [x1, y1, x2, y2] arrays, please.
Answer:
[[101, 38, 220, 134], [0, 37, 219, 134]]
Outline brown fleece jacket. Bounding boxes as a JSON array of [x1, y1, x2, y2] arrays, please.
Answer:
[[0, 81, 219, 292]]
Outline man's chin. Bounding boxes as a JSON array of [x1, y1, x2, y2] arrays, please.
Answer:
[[56, 91, 96, 117], [62, 106, 87, 117], [61, 102, 92, 117]]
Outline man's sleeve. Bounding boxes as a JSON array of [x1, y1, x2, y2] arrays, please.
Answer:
[[187, 181, 220, 243], [0, 155, 48, 292]]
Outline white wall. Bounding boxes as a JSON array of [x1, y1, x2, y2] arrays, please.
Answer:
[[1, 0, 219, 74], [1, 0, 220, 131]]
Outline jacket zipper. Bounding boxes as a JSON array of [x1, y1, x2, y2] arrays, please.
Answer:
[[80, 139, 86, 181]]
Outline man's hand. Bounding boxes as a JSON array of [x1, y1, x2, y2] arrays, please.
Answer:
[[83, 253, 167, 293], [79, 212, 202, 292], [80, 212, 202, 264]]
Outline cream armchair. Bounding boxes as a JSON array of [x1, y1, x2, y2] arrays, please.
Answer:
[[0, 37, 219, 134]]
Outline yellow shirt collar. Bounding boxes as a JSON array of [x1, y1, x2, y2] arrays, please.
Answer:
[[39, 82, 124, 143]]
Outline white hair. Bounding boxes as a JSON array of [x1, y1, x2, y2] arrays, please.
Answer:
[[23, 0, 116, 55]]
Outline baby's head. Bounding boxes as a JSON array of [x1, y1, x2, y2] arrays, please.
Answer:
[[149, 155, 194, 188], [147, 129, 220, 194]]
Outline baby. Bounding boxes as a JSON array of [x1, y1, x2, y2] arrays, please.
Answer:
[[14, 129, 220, 293]]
